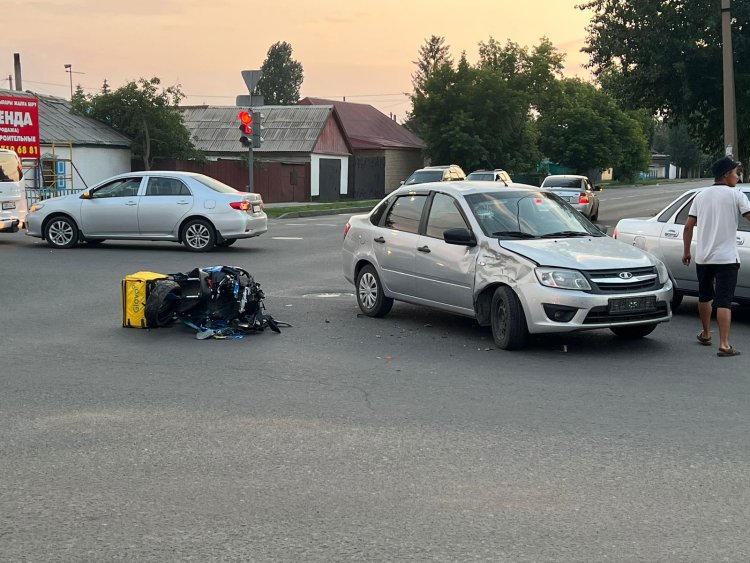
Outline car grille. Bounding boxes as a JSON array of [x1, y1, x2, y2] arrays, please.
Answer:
[[583, 302, 669, 324], [584, 267, 660, 294]]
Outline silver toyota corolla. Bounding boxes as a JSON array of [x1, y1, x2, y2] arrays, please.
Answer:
[[343, 182, 672, 350], [25, 171, 267, 251]]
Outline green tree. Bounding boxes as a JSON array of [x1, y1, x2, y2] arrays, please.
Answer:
[[254, 41, 304, 105], [652, 120, 705, 177], [72, 77, 201, 170], [536, 79, 650, 179], [579, 0, 750, 162], [411, 35, 453, 96]]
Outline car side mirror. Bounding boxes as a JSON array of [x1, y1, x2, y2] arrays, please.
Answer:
[[594, 185, 603, 192], [443, 227, 477, 247], [400, 180, 405, 186], [80, 191, 91, 199]]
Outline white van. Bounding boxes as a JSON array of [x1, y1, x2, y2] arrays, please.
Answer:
[[0, 149, 27, 232]]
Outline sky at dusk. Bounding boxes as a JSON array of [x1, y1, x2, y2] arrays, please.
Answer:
[[3, 0, 594, 121]]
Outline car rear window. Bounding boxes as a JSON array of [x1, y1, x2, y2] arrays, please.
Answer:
[[542, 178, 580, 188], [467, 173, 493, 181], [193, 174, 240, 194], [405, 170, 443, 185]]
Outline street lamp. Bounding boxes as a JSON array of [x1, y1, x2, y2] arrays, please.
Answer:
[[64, 64, 73, 99]]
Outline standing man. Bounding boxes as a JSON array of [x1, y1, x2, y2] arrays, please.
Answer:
[[682, 156, 750, 357]]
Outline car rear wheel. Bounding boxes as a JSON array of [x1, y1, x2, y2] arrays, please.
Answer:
[[356, 265, 393, 317], [182, 219, 216, 252], [490, 286, 528, 350], [44, 216, 79, 249], [610, 323, 657, 339]]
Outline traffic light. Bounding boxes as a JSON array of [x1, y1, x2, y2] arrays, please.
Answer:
[[238, 110, 253, 147], [251, 110, 263, 149]]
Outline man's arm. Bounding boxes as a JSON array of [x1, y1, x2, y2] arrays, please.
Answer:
[[682, 215, 697, 265]]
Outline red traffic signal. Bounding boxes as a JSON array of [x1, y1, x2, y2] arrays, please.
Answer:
[[238, 110, 253, 134]]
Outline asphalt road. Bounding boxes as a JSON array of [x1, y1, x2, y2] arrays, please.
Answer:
[[2, 185, 750, 562]]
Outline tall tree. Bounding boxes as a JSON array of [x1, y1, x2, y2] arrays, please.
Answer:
[[411, 35, 453, 96], [536, 79, 650, 180], [254, 41, 304, 105], [579, 0, 750, 162], [71, 77, 201, 170]]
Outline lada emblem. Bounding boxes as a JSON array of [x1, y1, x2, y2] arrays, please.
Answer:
[[618, 272, 633, 279]]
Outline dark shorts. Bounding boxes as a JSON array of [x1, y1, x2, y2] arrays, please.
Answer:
[[696, 263, 740, 308]]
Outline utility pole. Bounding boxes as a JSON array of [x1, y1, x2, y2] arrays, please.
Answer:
[[64, 64, 85, 99], [721, 0, 738, 158]]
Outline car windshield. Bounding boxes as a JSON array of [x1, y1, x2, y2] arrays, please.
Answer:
[[542, 177, 581, 188], [193, 174, 240, 194], [405, 170, 444, 185], [465, 191, 602, 239], [466, 173, 494, 181]]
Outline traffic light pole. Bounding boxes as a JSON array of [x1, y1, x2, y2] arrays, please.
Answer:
[[247, 146, 254, 193]]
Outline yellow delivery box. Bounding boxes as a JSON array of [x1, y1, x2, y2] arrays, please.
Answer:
[[121, 271, 168, 328]]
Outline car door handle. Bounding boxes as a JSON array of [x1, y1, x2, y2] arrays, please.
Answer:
[[417, 245, 431, 253], [664, 229, 679, 238], [125, 201, 137, 206], [373, 236, 385, 243], [737, 237, 745, 246], [177, 200, 190, 205]]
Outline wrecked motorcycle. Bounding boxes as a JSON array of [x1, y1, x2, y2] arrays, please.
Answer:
[[144, 265, 283, 338]]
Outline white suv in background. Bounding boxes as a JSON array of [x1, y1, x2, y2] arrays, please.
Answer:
[[0, 149, 27, 233]]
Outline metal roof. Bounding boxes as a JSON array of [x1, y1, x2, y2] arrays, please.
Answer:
[[298, 97, 424, 150], [1, 89, 132, 147], [181, 105, 337, 154]]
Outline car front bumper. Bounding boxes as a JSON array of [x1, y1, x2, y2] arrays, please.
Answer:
[[516, 278, 673, 334]]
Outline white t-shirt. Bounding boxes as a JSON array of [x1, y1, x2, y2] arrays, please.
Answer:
[[688, 185, 750, 264]]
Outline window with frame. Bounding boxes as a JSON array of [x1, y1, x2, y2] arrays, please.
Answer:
[[674, 198, 696, 225], [426, 193, 468, 239], [145, 177, 191, 196], [739, 191, 750, 232], [92, 178, 142, 198], [383, 194, 427, 234], [658, 193, 694, 223]]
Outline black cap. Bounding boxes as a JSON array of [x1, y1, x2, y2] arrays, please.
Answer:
[[711, 156, 740, 179]]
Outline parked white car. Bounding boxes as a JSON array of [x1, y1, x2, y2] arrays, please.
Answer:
[[540, 174, 601, 221], [0, 148, 27, 233], [614, 186, 750, 309], [343, 181, 672, 349]]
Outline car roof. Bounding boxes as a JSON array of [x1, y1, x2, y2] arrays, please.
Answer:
[[544, 174, 586, 180], [391, 180, 539, 198]]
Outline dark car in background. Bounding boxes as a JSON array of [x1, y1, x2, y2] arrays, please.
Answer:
[[466, 169, 512, 185]]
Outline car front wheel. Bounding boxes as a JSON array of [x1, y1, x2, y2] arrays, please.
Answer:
[[356, 265, 393, 317], [610, 323, 657, 339], [44, 215, 79, 249], [182, 219, 216, 252], [490, 286, 528, 350]]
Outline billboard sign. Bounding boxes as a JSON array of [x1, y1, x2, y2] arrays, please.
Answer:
[[0, 94, 41, 159]]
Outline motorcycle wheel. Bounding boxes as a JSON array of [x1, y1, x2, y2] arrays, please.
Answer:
[[145, 280, 182, 327]]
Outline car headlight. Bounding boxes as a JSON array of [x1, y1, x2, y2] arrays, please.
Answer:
[[29, 203, 44, 213], [655, 259, 669, 284], [535, 267, 591, 290]]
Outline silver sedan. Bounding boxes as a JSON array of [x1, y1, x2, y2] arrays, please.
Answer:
[[343, 181, 671, 350], [25, 171, 267, 251], [614, 186, 750, 309]]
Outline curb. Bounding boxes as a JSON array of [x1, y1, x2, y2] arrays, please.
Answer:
[[274, 206, 374, 219]]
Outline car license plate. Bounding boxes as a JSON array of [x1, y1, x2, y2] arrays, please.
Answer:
[[252, 204, 260, 213], [2, 201, 15, 210], [608, 295, 657, 313]]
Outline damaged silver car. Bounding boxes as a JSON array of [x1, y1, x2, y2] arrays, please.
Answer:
[[342, 182, 673, 350]]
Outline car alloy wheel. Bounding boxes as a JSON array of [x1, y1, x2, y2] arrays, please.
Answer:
[[45, 216, 79, 249], [182, 219, 216, 252]]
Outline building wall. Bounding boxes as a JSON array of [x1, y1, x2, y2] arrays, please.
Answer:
[[39, 145, 130, 189], [384, 148, 424, 193]]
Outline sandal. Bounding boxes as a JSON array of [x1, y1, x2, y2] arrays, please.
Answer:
[[717, 346, 741, 357], [696, 333, 712, 346]]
